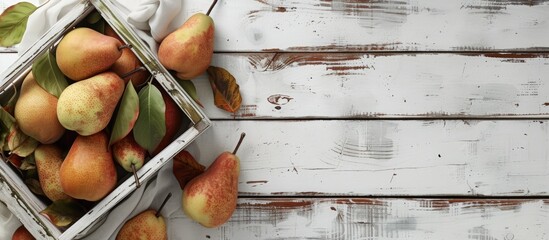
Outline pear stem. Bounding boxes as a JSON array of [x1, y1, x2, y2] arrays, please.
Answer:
[[232, 132, 246, 155], [206, 0, 219, 16], [120, 66, 147, 79], [156, 193, 172, 218], [131, 164, 141, 188], [118, 44, 132, 51]]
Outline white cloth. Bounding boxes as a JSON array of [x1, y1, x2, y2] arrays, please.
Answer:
[[18, 0, 195, 239]]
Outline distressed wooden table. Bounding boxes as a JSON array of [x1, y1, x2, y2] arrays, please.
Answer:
[[2, 0, 549, 239]]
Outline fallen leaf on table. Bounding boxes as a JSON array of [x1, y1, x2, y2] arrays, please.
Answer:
[[173, 150, 205, 189], [206, 66, 242, 113]]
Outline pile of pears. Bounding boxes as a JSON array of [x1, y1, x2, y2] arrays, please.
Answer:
[[11, 15, 187, 216], [7, 0, 246, 236]]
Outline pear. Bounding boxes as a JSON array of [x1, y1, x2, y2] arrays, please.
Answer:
[[157, 0, 219, 79], [14, 72, 65, 144], [59, 131, 117, 201], [116, 193, 171, 240], [151, 83, 184, 156], [104, 25, 150, 86], [182, 133, 245, 228], [56, 27, 125, 81], [11, 225, 35, 240], [57, 72, 125, 136], [34, 144, 71, 201], [113, 134, 147, 188]]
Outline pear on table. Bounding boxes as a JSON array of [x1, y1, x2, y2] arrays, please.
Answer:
[[158, 0, 218, 79], [57, 72, 125, 136], [35, 144, 71, 201], [116, 193, 172, 240], [56, 27, 129, 81], [59, 131, 117, 201], [182, 133, 245, 228], [14, 72, 65, 144]]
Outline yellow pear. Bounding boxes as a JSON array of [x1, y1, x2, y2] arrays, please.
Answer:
[[182, 133, 245, 228], [57, 72, 124, 136], [116, 194, 171, 240], [14, 72, 65, 144], [116, 210, 167, 240], [56, 27, 123, 81], [158, 6, 216, 80], [34, 144, 71, 201], [59, 131, 117, 201]]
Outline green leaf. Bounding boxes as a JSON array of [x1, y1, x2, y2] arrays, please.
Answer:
[[109, 81, 139, 146], [32, 51, 68, 98], [19, 154, 35, 170], [7, 124, 38, 157], [177, 79, 203, 108], [133, 83, 166, 154], [40, 199, 87, 227], [0, 107, 13, 151], [77, 10, 105, 34], [0, 107, 15, 129], [25, 178, 44, 196], [3, 86, 18, 114], [0, 2, 37, 47]]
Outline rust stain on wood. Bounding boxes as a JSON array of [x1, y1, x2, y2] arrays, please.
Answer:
[[251, 0, 417, 25], [246, 180, 268, 184], [248, 53, 369, 75], [239, 200, 314, 209], [267, 94, 293, 105], [461, 0, 548, 13], [287, 43, 403, 51], [427, 199, 531, 211]]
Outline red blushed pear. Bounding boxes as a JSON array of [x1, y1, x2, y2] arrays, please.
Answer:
[[116, 193, 172, 240], [57, 72, 125, 136], [12, 225, 35, 240], [59, 132, 117, 201], [182, 133, 245, 228], [157, 0, 219, 79], [113, 134, 147, 188], [151, 83, 184, 156], [56, 28, 128, 81], [104, 25, 150, 86]]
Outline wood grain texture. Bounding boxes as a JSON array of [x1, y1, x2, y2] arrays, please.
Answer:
[[189, 120, 549, 196], [169, 198, 549, 239], [177, 0, 549, 51], [193, 53, 549, 119]]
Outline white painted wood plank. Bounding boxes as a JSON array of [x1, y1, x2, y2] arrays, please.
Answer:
[[189, 120, 549, 196], [169, 198, 549, 240], [178, 0, 549, 51], [193, 53, 549, 118], [0, 53, 18, 74]]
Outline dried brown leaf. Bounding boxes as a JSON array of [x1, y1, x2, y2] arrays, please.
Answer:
[[172, 150, 205, 189], [206, 66, 242, 113]]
